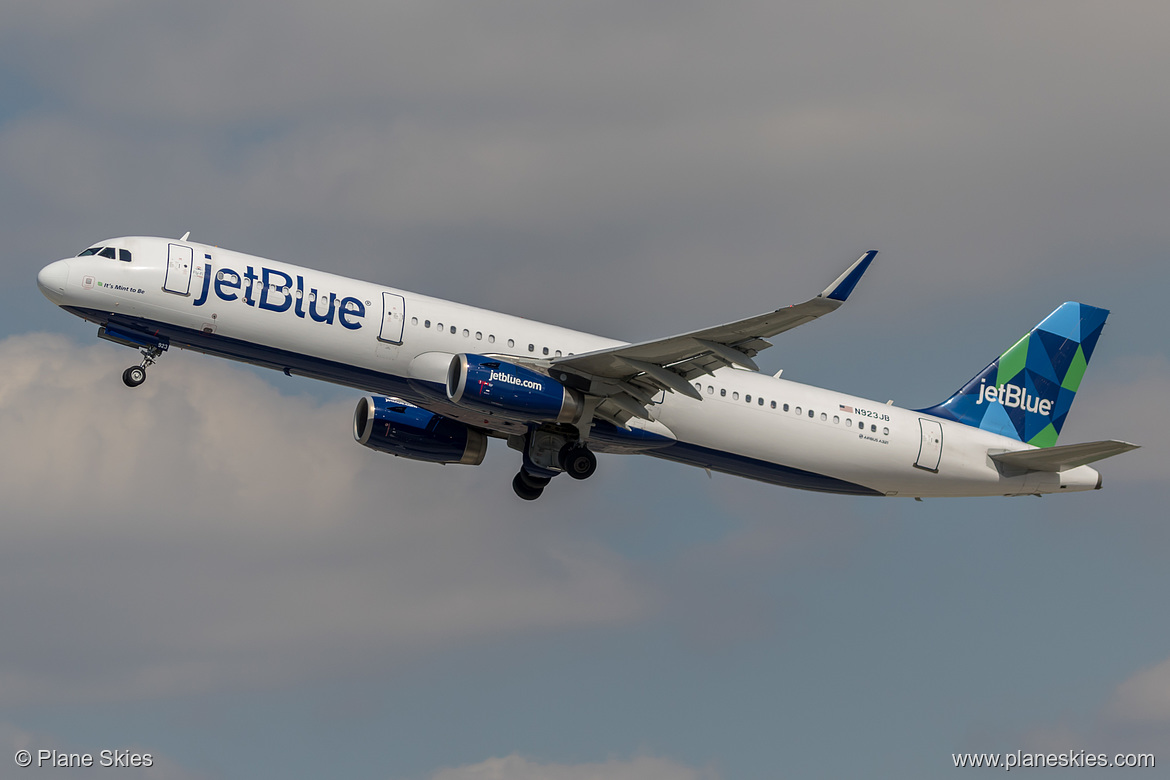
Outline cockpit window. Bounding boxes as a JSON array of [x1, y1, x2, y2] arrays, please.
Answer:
[[76, 246, 131, 261]]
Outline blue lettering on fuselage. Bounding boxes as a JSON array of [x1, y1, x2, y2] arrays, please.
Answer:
[[192, 263, 365, 330]]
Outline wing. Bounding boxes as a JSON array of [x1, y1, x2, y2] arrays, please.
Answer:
[[551, 250, 876, 426]]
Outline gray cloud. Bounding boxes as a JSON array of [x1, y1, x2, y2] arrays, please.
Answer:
[[5, 1, 1170, 340], [0, 334, 651, 704], [1108, 655, 1170, 724], [426, 754, 719, 780]]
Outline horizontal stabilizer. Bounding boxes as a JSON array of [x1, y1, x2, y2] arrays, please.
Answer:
[[990, 440, 1139, 472]]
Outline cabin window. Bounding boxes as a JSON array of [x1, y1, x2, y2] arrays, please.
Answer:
[[488, 335, 496, 344], [795, 406, 802, 415], [436, 322, 443, 331], [424, 320, 431, 328], [732, 392, 740, 400], [808, 409, 814, 418], [846, 418, 852, 427], [720, 388, 727, 397], [771, 400, 776, 409], [783, 403, 789, 412], [883, 427, 889, 435], [507, 339, 515, 347], [871, 424, 877, 432], [833, 415, 840, 424], [412, 317, 418, 325], [450, 325, 456, 334], [820, 412, 827, 421], [758, 397, 765, 406], [745, 394, 751, 403], [543, 347, 549, 355], [555, 350, 562, 357], [475, 331, 482, 340], [708, 386, 714, 395], [528, 344, 535, 353]]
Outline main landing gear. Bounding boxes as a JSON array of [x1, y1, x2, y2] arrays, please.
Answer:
[[510, 430, 599, 500], [512, 470, 552, 501], [122, 344, 164, 388], [558, 442, 597, 480]]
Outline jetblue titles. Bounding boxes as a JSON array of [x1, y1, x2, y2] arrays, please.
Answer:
[[193, 263, 365, 329], [488, 370, 544, 390], [975, 378, 1053, 415]]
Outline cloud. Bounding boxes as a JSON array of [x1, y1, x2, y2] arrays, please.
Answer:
[[0, 334, 652, 705], [1108, 656, 1170, 724], [6, 1, 1170, 325], [1060, 354, 1170, 483], [998, 652, 1170, 761], [426, 754, 718, 780]]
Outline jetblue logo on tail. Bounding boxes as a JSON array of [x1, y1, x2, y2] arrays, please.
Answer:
[[975, 379, 1053, 416], [918, 302, 1108, 448]]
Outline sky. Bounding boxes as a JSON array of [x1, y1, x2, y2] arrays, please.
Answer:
[[1, 1, 1168, 778]]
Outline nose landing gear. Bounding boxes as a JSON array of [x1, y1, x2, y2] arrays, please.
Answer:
[[121, 343, 164, 388], [98, 326, 169, 389], [122, 365, 147, 387]]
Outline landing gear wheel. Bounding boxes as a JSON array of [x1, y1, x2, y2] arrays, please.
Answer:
[[558, 444, 597, 480], [122, 365, 147, 387], [512, 472, 545, 501]]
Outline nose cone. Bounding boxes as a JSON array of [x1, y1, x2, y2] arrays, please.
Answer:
[[37, 260, 70, 303]]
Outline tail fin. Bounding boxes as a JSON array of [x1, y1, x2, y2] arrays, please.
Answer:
[[918, 302, 1109, 448]]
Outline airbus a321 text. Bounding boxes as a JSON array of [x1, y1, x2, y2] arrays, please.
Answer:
[[37, 236, 1137, 500]]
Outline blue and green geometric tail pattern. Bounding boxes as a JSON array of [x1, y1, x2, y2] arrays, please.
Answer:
[[917, 302, 1109, 448]]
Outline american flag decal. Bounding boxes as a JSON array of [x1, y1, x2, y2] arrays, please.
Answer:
[[839, 404, 853, 413]]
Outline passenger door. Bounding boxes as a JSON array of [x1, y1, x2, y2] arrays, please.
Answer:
[[378, 292, 406, 344], [163, 243, 194, 295]]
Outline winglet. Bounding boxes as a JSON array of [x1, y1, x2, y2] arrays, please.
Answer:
[[820, 250, 877, 302]]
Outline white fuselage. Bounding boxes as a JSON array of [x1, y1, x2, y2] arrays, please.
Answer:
[[36, 236, 1102, 498]]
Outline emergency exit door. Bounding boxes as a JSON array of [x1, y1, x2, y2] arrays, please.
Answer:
[[915, 418, 943, 472]]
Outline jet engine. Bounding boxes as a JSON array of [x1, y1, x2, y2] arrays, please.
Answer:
[[447, 354, 583, 424], [353, 396, 487, 465]]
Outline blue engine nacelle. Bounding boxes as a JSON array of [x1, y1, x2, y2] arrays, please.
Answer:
[[447, 354, 583, 424], [353, 396, 488, 465]]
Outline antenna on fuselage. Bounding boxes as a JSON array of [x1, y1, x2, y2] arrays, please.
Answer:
[[179, 231, 191, 242]]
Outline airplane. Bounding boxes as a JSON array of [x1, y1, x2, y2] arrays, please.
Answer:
[[36, 235, 1137, 500]]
